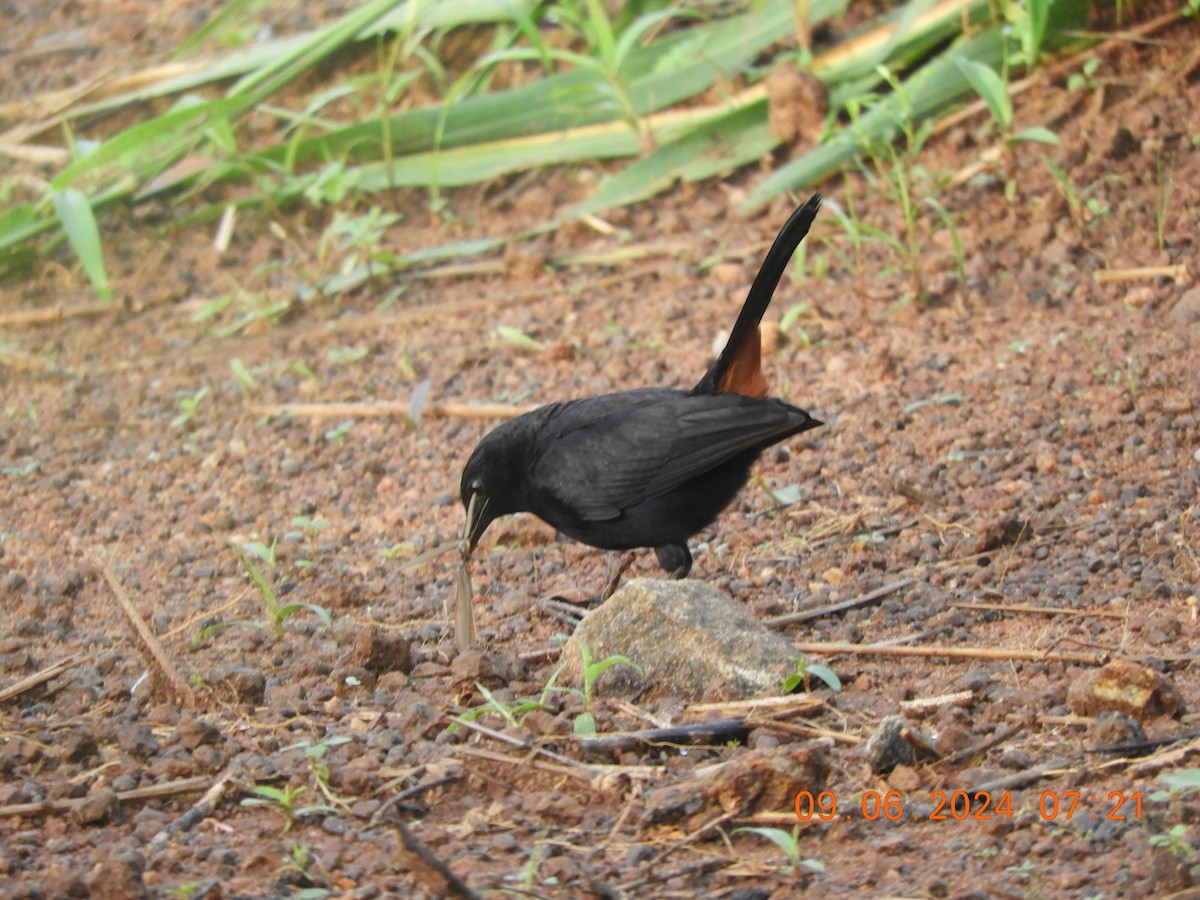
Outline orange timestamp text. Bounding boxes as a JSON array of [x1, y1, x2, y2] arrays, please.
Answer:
[[795, 789, 1144, 823]]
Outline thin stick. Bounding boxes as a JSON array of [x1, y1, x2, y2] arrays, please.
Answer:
[[149, 775, 232, 849], [689, 694, 824, 716], [447, 716, 585, 771], [969, 758, 1077, 795], [0, 303, 116, 327], [765, 578, 916, 627], [453, 745, 595, 783], [940, 718, 1028, 767], [388, 817, 483, 900], [93, 552, 196, 708], [749, 718, 862, 745], [953, 601, 1129, 620], [792, 641, 1105, 666], [0, 652, 86, 703], [0, 776, 211, 819], [369, 776, 459, 829], [1094, 264, 1189, 284], [900, 690, 976, 714]]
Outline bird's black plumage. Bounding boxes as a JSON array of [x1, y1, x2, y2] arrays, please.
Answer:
[[461, 194, 823, 578]]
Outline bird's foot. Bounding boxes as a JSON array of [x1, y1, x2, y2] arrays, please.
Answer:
[[654, 544, 693, 580]]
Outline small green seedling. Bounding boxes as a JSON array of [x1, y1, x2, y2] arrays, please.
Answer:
[[732, 825, 826, 876], [573, 642, 643, 735], [324, 419, 355, 445], [241, 784, 337, 834], [284, 736, 354, 809], [196, 540, 331, 643], [171, 386, 210, 430], [1066, 57, 1101, 92], [289, 515, 328, 567], [1149, 825, 1197, 861], [453, 670, 562, 730], [782, 656, 842, 694]]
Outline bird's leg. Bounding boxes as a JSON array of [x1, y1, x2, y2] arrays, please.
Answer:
[[601, 551, 637, 601], [654, 544, 693, 579]]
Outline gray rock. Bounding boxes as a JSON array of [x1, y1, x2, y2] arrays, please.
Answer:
[[562, 578, 798, 700]]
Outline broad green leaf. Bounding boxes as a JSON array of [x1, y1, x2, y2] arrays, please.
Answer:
[[1015, 125, 1060, 145], [953, 56, 1011, 129], [574, 101, 775, 214], [49, 188, 112, 300]]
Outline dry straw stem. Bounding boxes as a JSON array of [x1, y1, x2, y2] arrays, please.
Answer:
[[0, 775, 211, 820], [148, 775, 232, 849], [0, 301, 116, 327], [952, 600, 1130, 619], [899, 689, 976, 713], [765, 578, 917, 627], [936, 718, 1027, 767], [690, 694, 825, 717], [1094, 264, 1189, 284], [453, 744, 660, 784], [93, 551, 197, 708], [793, 641, 1105, 666], [0, 652, 85, 704]]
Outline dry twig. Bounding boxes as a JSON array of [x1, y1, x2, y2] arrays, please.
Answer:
[[93, 552, 196, 707]]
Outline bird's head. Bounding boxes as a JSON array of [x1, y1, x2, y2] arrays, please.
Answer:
[[459, 428, 523, 554]]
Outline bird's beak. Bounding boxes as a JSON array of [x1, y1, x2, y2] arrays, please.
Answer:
[[460, 490, 483, 557]]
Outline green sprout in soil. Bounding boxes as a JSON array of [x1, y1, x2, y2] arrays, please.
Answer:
[[782, 656, 842, 694], [732, 824, 826, 877], [240, 784, 338, 834], [571, 641, 642, 735], [283, 736, 355, 811], [170, 386, 210, 430], [289, 515, 328, 568], [839, 69, 964, 302], [196, 539, 331, 643], [453, 671, 562, 730]]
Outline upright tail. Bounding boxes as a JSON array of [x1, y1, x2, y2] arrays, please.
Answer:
[[693, 193, 822, 397]]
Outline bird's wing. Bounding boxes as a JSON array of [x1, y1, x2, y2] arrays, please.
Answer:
[[532, 392, 813, 522]]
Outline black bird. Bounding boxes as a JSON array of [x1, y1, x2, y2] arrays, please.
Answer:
[[460, 194, 823, 578]]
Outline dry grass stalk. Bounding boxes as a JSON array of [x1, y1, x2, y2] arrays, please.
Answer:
[[793, 640, 1105, 666], [0, 775, 211, 819], [0, 652, 85, 703], [765, 578, 917, 627], [0, 302, 116, 327], [93, 552, 196, 708], [900, 690, 976, 714]]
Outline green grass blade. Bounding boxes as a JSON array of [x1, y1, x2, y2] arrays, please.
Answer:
[[573, 101, 774, 214], [49, 188, 112, 300], [953, 56, 1012, 129]]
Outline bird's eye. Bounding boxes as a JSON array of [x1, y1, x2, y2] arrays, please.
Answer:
[[469, 478, 483, 494]]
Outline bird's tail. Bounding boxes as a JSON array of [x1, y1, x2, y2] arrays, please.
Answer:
[[693, 193, 822, 397]]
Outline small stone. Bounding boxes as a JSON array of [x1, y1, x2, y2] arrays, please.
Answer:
[[116, 724, 159, 759], [709, 262, 746, 286], [214, 665, 266, 704], [1067, 660, 1186, 720], [73, 787, 120, 826], [1170, 287, 1200, 324], [84, 845, 147, 899], [865, 717, 939, 775], [350, 626, 414, 674], [562, 579, 799, 700], [175, 714, 221, 750]]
